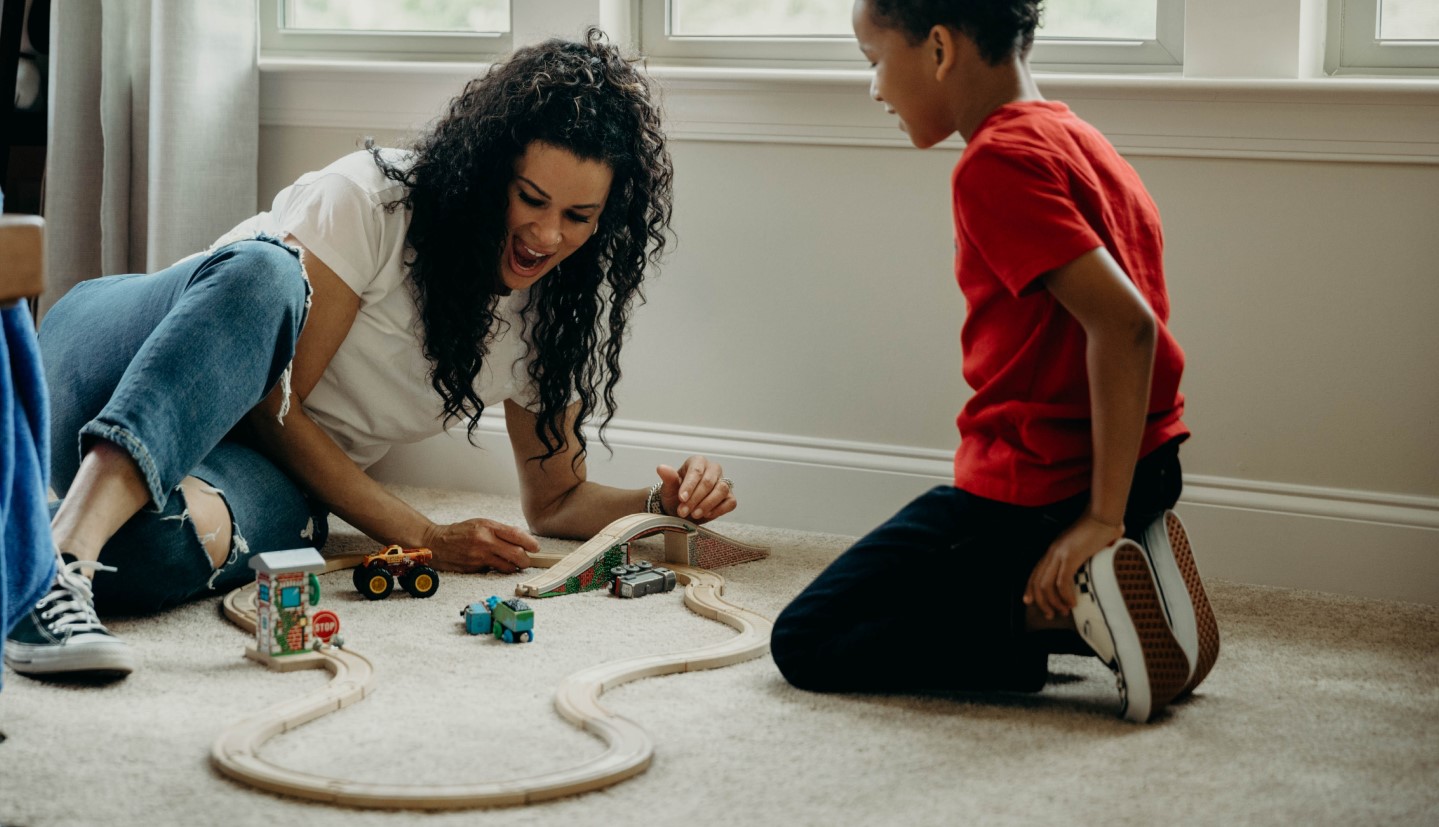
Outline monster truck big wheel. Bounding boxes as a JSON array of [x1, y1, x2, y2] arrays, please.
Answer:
[[358, 564, 394, 600], [402, 566, 440, 598]]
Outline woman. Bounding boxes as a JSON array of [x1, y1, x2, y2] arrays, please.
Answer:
[[5, 30, 735, 680]]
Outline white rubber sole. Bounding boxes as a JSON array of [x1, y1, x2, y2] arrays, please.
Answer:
[[4, 634, 136, 678]]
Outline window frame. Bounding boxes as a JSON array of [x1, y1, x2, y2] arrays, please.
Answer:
[[1328, 0, 1439, 75], [257, 0, 513, 63], [635, 0, 1184, 73]]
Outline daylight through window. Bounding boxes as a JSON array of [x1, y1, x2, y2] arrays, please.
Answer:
[[284, 0, 510, 33], [1379, 0, 1439, 41], [666, 0, 1160, 41]]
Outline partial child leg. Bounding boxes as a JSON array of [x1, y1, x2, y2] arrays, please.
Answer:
[[770, 486, 1080, 694]]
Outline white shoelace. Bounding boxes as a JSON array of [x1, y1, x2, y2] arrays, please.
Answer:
[[36, 558, 118, 637]]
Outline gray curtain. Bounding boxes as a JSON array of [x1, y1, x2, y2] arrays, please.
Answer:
[[41, 0, 258, 314]]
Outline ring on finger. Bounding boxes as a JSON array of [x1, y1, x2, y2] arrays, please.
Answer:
[[719, 477, 734, 494]]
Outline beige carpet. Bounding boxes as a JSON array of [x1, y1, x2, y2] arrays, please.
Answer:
[[2, 485, 1436, 827]]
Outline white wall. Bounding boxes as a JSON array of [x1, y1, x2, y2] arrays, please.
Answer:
[[258, 70, 1439, 605]]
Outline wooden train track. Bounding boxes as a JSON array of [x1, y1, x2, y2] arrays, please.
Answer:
[[516, 514, 769, 598], [210, 521, 772, 809]]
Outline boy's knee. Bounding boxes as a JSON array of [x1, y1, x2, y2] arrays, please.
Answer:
[[770, 607, 832, 692]]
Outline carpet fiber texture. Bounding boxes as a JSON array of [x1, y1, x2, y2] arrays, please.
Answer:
[[2, 485, 1436, 826]]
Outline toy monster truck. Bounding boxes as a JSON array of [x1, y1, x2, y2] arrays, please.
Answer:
[[352, 545, 440, 600]]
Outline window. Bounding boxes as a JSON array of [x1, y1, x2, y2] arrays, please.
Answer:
[[259, 0, 512, 62], [1329, 0, 1439, 73], [639, 0, 1183, 71]]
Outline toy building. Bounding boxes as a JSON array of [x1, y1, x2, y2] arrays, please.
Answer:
[[247, 547, 328, 665]]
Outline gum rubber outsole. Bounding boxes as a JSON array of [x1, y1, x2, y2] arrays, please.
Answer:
[[1075, 541, 1192, 723], [1165, 511, 1219, 697], [1111, 542, 1192, 719]]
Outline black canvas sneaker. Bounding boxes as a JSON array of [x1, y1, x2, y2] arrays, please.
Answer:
[[5, 553, 136, 679], [1072, 539, 1192, 723]]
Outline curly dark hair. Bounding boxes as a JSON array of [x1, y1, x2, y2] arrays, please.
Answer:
[[368, 27, 673, 464], [864, 0, 1043, 65]]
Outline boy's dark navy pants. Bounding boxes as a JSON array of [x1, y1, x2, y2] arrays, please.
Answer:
[[770, 441, 1183, 694]]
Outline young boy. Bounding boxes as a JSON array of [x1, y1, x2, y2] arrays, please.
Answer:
[[770, 0, 1218, 722]]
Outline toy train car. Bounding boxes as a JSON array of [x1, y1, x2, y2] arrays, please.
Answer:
[[610, 561, 677, 599], [461, 596, 535, 643]]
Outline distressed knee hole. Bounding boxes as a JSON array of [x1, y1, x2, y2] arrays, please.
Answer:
[[174, 477, 237, 571]]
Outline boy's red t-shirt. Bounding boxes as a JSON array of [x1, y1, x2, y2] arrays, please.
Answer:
[[951, 101, 1188, 506]]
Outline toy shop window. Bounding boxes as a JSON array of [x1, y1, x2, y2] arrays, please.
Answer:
[[280, 586, 301, 608], [1328, 0, 1439, 75], [637, 0, 1185, 73], [258, 0, 513, 62]]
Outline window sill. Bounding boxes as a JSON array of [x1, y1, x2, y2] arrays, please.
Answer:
[[260, 57, 1439, 164]]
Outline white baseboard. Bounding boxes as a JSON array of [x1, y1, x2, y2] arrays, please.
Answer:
[[369, 416, 1439, 606]]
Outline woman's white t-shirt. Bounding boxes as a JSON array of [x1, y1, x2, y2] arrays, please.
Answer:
[[221, 149, 539, 470]]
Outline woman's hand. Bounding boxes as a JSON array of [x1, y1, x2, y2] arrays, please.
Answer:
[[1023, 513, 1124, 620], [422, 518, 540, 573], [655, 456, 737, 523]]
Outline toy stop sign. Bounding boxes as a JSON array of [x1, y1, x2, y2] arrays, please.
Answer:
[[311, 610, 340, 642]]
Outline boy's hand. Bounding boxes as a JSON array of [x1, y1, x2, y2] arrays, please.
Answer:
[[1024, 514, 1125, 620]]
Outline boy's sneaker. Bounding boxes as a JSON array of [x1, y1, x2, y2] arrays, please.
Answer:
[[1138, 510, 1219, 698], [1072, 539, 1192, 723], [4, 554, 136, 679]]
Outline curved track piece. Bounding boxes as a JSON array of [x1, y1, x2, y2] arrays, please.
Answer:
[[516, 514, 768, 599], [211, 532, 772, 809]]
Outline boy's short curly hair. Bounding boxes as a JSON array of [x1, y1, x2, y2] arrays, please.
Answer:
[[865, 0, 1043, 65]]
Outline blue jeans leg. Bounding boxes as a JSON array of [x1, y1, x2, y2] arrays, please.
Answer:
[[41, 238, 310, 507], [61, 440, 330, 616], [39, 237, 325, 614]]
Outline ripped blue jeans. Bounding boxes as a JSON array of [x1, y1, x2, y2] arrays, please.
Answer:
[[38, 237, 329, 615]]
